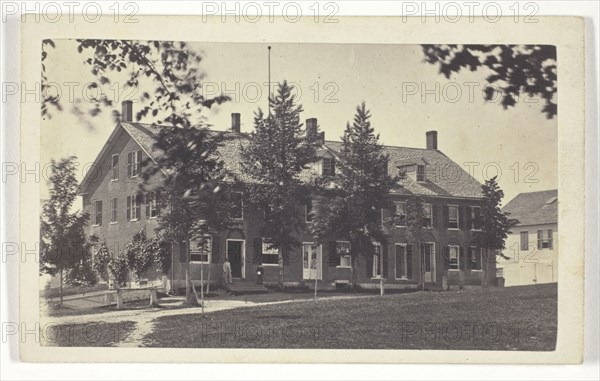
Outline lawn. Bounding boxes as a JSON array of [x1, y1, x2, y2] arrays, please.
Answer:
[[43, 321, 137, 347], [144, 283, 557, 350]]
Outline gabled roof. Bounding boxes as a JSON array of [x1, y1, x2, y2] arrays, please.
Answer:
[[80, 121, 484, 199], [501, 189, 558, 226]]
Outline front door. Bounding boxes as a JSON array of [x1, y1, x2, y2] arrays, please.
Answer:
[[423, 243, 436, 282], [302, 243, 321, 280], [227, 240, 244, 278]]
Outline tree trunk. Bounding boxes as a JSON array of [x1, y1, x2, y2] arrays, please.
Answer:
[[184, 263, 198, 306], [482, 248, 488, 288], [59, 269, 64, 306], [149, 289, 158, 307], [116, 288, 123, 309], [200, 263, 205, 313], [277, 247, 284, 289], [206, 262, 211, 294]]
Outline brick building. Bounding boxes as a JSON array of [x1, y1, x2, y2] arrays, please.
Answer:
[[78, 102, 493, 291]]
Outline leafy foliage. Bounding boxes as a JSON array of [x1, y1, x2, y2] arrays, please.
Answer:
[[65, 259, 98, 287], [124, 229, 170, 280], [108, 254, 130, 288], [480, 176, 520, 256], [41, 39, 228, 121], [93, 242, 112, 282], [241, 81, 320, 282], [422, 44, 557, 118], [40, 157, 92, 280], [311, 102, 396, 282]]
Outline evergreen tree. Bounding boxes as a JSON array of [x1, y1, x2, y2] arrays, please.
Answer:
[[312, 102, 396, 286], [144, 126, 233, 305], [480, 176, 519, 285], [40, 156, 92, 306], [241, 81, 319, 288]]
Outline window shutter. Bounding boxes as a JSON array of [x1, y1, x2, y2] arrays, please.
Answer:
[[328, 241, 337, 265], [465, 207, 472, 230], [126, 196, 131, 220], [137, 149, 142, 170], [443, 205, 449, 228], [145, 193, 150, 217], [366, 251, 373, 277], [127, 151, 132, 177], [537, 230, 542, 249], [548, 229, 553, 249], [406, 245, 413, 279], [135, 194, 141, 219], [459, 246, 465, 270], [382, 246, 388, 279], [458, 207, 465, 230], [155, 192, 161, 215], [254, 238, 262, 264]]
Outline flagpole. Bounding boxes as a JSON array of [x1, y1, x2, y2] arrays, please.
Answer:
[[268, 45, 272, 116]]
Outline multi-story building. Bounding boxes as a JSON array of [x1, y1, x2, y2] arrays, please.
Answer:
[[78, 101, 493, 291], [498, 190, 558, 286]]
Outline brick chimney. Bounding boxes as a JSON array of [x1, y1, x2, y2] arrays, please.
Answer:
[[121, 100, 133, 122], [426, 131, 438, 150], [231, 113, 241, 133], [318, 131, 325, 145], [306, 118, 317, 141]]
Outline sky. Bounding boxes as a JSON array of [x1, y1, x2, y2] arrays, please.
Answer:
[[41, 40, 557, 206]]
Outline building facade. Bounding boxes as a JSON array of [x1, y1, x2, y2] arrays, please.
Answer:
[[498, 190, 558, 287], [79, 102, 494, 291]]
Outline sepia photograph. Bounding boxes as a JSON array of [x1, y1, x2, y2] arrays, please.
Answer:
[[8, 9, 590, 372], [37, 39, 559, 350]]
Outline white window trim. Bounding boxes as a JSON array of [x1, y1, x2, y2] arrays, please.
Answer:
[[394, 201, 407, 228], [189, 235, 212, 264], [261, 239, 279, 266], [92, 200, 102, 226], [110, 154, 119, 181], [448, 204, 459, 230], [448, 245, 460, 271], [130, 150, 140, 178], [148, 192, 158, 219], [372, 242, 383, 279], [470, 206, 482, 231], [416, 164, 426, 182], [231, 192, 244, 220], [335, 240, 352, 268], [394, 243, 409, 280], [128, 195, 140, 222], [470, 245, 483, 272], [110, 197, 118, 224], [423, 203, 433, 229]]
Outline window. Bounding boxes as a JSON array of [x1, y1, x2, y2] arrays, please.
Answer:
[[110, 198, 118, 223], [520, 231, 529, 251], [229, 192, 243, 219], [261, 239, 279, 265], [126, 195, 140, 221], [127, 149, 142, 177], [537, 229, 553, 249], [336, 241, 351, 267], [395, 244, 413, 279], [423, 203, 433, 228], [469, 246, 482, 270], [190, 236, 211, 263], [470, 206, 482, 230], [305, 199, 313, 222], [448, 205, 459, 229], [145, 192, 158, 218], [448, 245, 460, 270], [322, 158, 335, 176], [416, 165, 426, 182], [111, 154, 119, 181], [394, 202, 406, 226], [372, 243, 382, 278], [93, 200, 102, 225]]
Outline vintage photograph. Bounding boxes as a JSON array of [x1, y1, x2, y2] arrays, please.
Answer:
[[36, 39, 560, 351]]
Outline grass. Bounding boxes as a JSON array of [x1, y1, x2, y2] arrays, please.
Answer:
[[144, 283, 557, 350], [43, 321, 137, 347]]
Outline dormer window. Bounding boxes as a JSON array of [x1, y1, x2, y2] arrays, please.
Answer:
[[417, 165, 426, 182], [323, 158, 335, 176]]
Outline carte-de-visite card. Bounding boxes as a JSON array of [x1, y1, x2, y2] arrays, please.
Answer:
[[16, 15, 584, 364]]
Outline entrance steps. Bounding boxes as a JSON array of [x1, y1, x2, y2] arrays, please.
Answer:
[[223, 279, 269, 295]]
